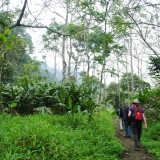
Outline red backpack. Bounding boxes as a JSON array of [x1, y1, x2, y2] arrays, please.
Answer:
[[134, 107, 143, 121]]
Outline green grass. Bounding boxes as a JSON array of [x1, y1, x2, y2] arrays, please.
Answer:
[[0, 110, 123, 160], [142, 122, 160, 159]]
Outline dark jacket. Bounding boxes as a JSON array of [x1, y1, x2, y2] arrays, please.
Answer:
[[117, 108, 123, 118], [123, 106, 131, 125], [123, 106, 129, 121]]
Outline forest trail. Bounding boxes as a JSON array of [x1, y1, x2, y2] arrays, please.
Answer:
[[114, 119, 155, 160]]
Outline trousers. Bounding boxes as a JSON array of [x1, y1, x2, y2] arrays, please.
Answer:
[[124, 120, 132, 136], [131, 121, 142, 148], [119, 117, 123, 130]]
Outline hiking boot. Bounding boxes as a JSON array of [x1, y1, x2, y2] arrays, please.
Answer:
[[135, 147, 139, 151], [123, 135, 129, 137]]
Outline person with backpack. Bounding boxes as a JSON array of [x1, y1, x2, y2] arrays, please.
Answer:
[[128, 99, 147, 151], [117, 105, 124, 131], [123, 106, 132, 138]]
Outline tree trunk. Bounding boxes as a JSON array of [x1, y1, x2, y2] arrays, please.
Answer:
[[67, 37, 72, 81], [85, 27, 90, 76], [62, 1, 69, 83], [130, 35, 134, 94], [0, 51, 6, 84], [62, 35, 67, 83], [53, 51, 57, 82], [125, 51, 130, 106], [117, 57, 120, 106]]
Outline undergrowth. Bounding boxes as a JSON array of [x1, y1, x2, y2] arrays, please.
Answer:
[[142, 122, 160, 160], [0, 110, 123, 160]]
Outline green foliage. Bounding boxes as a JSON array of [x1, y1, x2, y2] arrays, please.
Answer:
[[105, 82, 128, 108], [83, 99, 97, 121], [105, 72, 151, 110], [0, 27, 35, 84], [0, 80, 99, 115], [89, 27, 113, 55], [104, 68, 118, 77], [142, 122, 160, 159], [0, 33, 7, 42], [148, 56, 160, 79], [120, 72, 150, 92], [66, 23, 85, 35], [0, 11, 12, 31], [111, 14, 132, 34], [80, 0, 105, 22], [0, 111, 123, 159], [42, 19, 63, 51], [136, 87, 160, 123], [0, 7, 35, 84], [16, 60, 44, 84], [105, 82, 119, 107], [80, 74, 101, 100]]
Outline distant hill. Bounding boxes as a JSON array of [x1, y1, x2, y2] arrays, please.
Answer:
[[40, 63, 63, 82], [39, 63, 82, 84]]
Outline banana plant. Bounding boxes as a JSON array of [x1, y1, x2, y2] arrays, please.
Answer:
[[8, 102, 17, 115], [68, 95, 81, 117], [83, 99, 97, 121]]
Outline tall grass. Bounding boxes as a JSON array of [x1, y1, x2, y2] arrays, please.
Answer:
[[0, 110, 123, 160], [142, 122, 160, 159]]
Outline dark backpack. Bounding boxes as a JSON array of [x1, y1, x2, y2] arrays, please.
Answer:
[[134, 107, 143, 121], [119, 108, 123, 117]]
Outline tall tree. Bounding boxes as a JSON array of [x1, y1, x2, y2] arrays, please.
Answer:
[[120, 72, 150, 92]]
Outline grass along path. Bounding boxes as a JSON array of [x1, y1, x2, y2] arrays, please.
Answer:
[[0, 111, 123, 160]]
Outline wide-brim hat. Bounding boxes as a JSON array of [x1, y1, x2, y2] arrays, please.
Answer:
[[132, 99, 140, 104]]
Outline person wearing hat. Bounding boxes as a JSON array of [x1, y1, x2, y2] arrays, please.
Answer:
[[128, 99, 147, 151]]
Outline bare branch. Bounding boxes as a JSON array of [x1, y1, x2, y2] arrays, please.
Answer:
[[11, 0, 28, 28], [125, 10, 160, 57]]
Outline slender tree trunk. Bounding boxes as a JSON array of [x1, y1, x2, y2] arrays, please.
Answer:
[[68, 37, 72, 81], [62, 2, 69, 83], [125, 52, 130, 106], [0, 51, 6, 84], [83, 57, 85, 72], [130, 35, 134, 94], [92, 53, 96, 76], [140, 56, 143, 91], [74, 54, 78, 83], [117, 57, 120, 106], [102, 72, 109, 102], [86, 54, 90, 76], [53, 51, 57, 82], [98, 6, 108, 104], [98, 61, 105, 103], [85, 27, 90, 76], [62, 35, 67, 83]]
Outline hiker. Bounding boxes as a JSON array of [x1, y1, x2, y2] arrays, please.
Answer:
[[128, 99, 147, 151], [117, 105, 124, 131], [123, 106, 132, 138]]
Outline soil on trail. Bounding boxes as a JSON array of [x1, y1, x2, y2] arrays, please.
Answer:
[[114, 119, 155, 160]]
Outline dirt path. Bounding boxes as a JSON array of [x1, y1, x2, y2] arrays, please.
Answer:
[[113, 118, 155, 160]]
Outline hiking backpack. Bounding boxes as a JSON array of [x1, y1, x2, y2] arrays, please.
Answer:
[[134, 107, 143, 121], [119, 108, 123, 117]]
